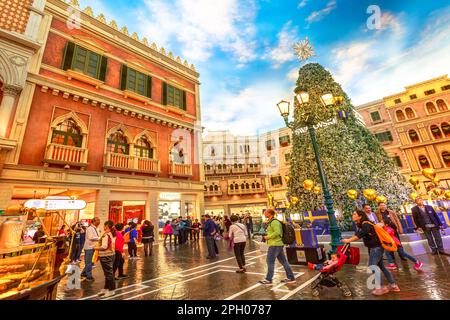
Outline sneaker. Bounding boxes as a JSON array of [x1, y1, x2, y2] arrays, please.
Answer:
[[386, 263, 398, 270], [97, 289, 107, 297], [102, 290, 116, 298], [388, 284, 401, 292], [281, 279, 296, 285], [413, 261, 423, 272], [259, 280, 273, 285], [371, 287, 389, 296]]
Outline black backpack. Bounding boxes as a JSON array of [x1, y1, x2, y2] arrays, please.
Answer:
[[270, 219, 296, 245]]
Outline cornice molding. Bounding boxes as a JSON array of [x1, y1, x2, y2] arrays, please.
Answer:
[[28, 72, 200, 132]]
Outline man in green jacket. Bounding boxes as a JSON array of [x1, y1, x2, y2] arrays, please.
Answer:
[[259, 209, 296, 285]]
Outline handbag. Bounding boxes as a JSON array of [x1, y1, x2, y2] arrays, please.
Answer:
[[214, 234, 222, 241]]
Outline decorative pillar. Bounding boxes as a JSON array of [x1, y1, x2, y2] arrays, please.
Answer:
[[95, 188, 110, 223], [146, 191, 159, 241], [0, 183, 14, 210], [24, 0, 47, 42], [0, 85, 22, 137]]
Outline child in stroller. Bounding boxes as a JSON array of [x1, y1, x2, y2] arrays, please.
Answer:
[[308, 243, 359, 297]]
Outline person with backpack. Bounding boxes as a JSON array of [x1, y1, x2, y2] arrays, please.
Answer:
[[127, 223, 139, 259], [259, 208, 296, 285], [95, 220, 116, 298], [229, 215, 248, 273], [343, 210, 400, 296]]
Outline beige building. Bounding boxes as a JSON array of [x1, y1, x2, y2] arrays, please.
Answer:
[[356, 75, 450, 192]]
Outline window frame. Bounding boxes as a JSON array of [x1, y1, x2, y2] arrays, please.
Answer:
[[375, 131, 393, 143], [370, 111, 381, 123], [126, 68, 148, 96], [107, 131, 129, 155], [166, 84, 185, 110], [72, 45, 101, 79], [51, 119, 83, 148], [134, 137, 154, 159]]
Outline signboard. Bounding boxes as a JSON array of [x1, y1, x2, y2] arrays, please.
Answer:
[[123, 205, 145, 224], [24, 199, 87, 210], [159, 192, 181, 200]]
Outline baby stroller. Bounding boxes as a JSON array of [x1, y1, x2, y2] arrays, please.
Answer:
[[308, 243, 360, 297]]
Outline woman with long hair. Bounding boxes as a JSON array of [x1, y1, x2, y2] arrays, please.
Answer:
[[343, 210, 400, 296], [95, 220, 116, 298], [141, 220, 155, 257]]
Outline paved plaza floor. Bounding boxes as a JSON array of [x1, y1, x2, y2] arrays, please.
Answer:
[[57, 239, 450, 300]]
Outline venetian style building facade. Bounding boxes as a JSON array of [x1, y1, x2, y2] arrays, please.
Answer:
[[356, 75, 450, 192], [202, 128, 292, 223], [0, 0, 205, 235]]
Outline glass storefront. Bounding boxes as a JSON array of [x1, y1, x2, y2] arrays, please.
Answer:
[[108, 200, 146, 225], [158, 201, 181, 229]]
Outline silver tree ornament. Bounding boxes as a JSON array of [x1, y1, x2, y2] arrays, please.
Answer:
[[293, 37, 316, 63]]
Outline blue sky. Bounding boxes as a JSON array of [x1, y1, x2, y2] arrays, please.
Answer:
[[78, 0, 450, 135]]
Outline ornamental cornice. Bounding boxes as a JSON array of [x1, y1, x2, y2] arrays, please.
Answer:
[[28, 73, 201, 133]]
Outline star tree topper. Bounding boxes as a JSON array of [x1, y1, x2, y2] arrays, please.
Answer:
[[293, 37, 315, 63]]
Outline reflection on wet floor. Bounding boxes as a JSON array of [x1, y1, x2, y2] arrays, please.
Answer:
[[57, 239, 450, 300]]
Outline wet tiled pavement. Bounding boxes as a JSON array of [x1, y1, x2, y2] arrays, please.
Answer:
[[57, 239, 450, 300]]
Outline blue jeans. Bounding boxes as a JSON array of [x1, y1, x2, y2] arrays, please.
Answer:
[[386, 247, 417, 264], [205, 236, 216, 258], [81, 249, 94, 279], [265, 246, 295, 282], [368, 246, 395, 285]]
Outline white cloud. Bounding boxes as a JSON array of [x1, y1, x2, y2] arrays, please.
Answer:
[[136, 0, 258, 64], [330, 8, 450, 105], [202, 81, 291, 136], [298, 0, 308, 9], [287, 67, 299, 82], [306, 0, 337, 25], [262, 21, 298, 68]]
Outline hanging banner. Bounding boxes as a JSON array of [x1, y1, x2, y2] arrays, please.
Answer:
[[123, 205, 145, 224], [109, 201, 123, 224]]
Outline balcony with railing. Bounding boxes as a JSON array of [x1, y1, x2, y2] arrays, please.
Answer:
[[204, 165, 216, 175], [216, 165, 231, 175], [247, 163, 261, 173], [231, 164, 247, 174], [204, 188, 223, 197], [169, 162, 193, 177], [44, 143, 88, 167], [104, 152, 160, 174], [228, 186, 265, 195]]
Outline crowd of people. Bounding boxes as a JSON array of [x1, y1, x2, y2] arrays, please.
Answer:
[[59, 198, 448, 298]]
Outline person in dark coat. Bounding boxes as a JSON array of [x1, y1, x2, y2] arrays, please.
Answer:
[[411, 197, 449, 256]]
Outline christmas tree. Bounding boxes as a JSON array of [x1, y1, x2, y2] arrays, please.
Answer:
[[288, 63, 412, 229]]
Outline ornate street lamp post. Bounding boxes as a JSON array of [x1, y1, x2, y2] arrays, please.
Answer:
[[277, 91, 342, 253]]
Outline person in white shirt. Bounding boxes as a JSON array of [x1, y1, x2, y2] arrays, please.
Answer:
[[363, 204, 379, 224], [81, 217, 100, 281], [229, 215, 248, 273]]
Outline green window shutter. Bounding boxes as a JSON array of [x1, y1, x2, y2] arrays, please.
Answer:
[[120, 65, 128, 91], [99, 56, 108, 81], [146, 76, 152, 98], [182, 91, 187, 110], [162, 82, 167, 105], [62, 41, 75, 71]]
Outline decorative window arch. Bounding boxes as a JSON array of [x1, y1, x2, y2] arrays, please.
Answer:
[[256, 182, 261, 189], [251, 182, 256, 189], [441, 122, 450, 137], [408, 129, 420, 143], [134, 136, 154, 159], [430, 125, 443, 139], [405, 107, 415, 119], [209, 185, 214, 192], [418, 155, 431, 169], [426, 102, 437, 114], [230, 184, 234, 191], [395, 110, 406, 121], [107, 130, 129, 155], [436, 99, 448, 111], [442, 151, 450, 167], [49, 112, 88, 148], [214, 185, 219, 191], [234, 183, 238, 190]]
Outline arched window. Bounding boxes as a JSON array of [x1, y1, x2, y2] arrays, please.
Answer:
[[245, 183, 250, 189], [442, 122, 450, 137], [405, 107, 415, 119], [170, 140, 185, 164], [436, 99, 447, 111], [134, 136, 154, 158], [234, 164, 238, 169], [209, 185, 214, 192], [107, 130, 129, 154], [51, 119, 83, 147], [430, 125, 443, 139], [218, 164, 222, 169], [230, 184, 234, 190], [234, 183, 238, 190], [214, 185, 219, 191], [206, 164, 211, 170], [396, 110, 406, 121], [426, 102, 437, 114], [256, 182, 261, 189], [241, 183, 245, 190], [418, 155, 431, 169], [442, 151, 450, 167], [408, 129, 420, 143], [204, 186, 208, 192]]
